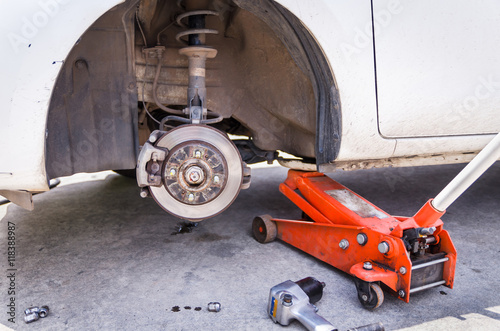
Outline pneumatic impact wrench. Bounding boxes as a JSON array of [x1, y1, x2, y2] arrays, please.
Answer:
[[268, 277, 384, 331]]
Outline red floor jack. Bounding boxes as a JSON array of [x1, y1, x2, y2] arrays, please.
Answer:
[[253, 132, 500, 309]]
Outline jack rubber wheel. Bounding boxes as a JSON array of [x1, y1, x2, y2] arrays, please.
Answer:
[[252, 215, 277, 244], [357, 283, 384, 310]]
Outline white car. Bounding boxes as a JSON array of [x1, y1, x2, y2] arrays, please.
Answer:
[[1, 0, 499, 219]]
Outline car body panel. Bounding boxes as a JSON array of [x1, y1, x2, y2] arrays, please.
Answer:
[[275, 0, 395, 163], [0, 0, 125, 191], [374, 0, 500, 138], [276, 0, 497, 164], [0, 0, 498, 196]]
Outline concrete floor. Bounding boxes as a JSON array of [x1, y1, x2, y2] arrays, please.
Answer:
[[0, 163, 499, 330]]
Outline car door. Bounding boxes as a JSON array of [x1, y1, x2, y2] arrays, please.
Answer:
[[374, 0, 500, 138]]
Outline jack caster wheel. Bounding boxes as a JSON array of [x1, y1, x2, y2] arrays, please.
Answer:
[[357, 282, 384, 310], [252, 215, 277, 243]]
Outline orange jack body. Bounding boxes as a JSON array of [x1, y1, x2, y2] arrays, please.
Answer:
[[253, 170, 457, 308]]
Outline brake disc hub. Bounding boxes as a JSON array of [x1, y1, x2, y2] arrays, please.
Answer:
[[164, 141, 227, 205], [136, 125, 249, 221]]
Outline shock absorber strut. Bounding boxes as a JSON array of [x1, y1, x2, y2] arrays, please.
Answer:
[[176, 0, 219, 124], [136, 0, 251, 221]]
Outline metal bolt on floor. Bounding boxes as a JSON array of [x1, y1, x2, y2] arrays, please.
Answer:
[[207, 302, 221, 312], [24, 312, 39, 323], [24, 305, 49, 323]]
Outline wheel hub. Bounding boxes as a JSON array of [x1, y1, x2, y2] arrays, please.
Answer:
[[184, 165, 204, 185], [136, 125, 246, 221], [163, 141, 227, 205]]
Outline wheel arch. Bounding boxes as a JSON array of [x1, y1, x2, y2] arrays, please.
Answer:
[[45, 0, 140, 179], [0, 0, 128, 191], [44, 0, 342, 181], [234, 0, 342, 165]]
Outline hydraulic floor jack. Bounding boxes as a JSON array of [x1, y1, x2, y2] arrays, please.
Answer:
[[253, 132, 500, 309]]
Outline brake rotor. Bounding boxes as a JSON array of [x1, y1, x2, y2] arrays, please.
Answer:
[[149, 125, 243, 220]]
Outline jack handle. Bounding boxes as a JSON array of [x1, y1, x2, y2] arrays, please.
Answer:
[[414, 132, 500, 227]]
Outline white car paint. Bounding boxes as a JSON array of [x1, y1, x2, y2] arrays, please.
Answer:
[[276, 0, 498, 163], [0, 0, 125, 192], [275, 0, 395, 161], [375, 0, 500, 138], [0, 0, 497, 196]]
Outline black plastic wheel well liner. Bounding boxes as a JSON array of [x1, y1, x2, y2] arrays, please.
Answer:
[[234, 0, 341, 165]]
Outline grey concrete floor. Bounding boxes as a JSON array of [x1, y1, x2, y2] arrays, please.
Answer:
[[0, 163, 499, 331]]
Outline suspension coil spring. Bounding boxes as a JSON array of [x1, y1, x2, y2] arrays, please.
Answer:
[[173, 0, 222, 125], [175, 6, 219, 46]]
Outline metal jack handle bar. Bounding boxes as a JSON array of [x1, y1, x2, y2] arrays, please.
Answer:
[[412, 132, 500, 226], [433, 132, 500, 212]]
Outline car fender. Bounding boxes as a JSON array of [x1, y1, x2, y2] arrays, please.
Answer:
[[276, 0, 495, 166], [274, 0, 396, 162], [0, 0, 126, 191]]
